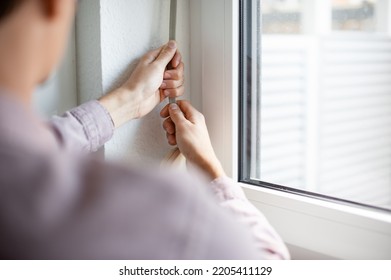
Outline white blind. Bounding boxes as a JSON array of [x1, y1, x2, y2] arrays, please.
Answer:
[[319, 36, 391, 208], [259, 35, 391, 209], [260, 38, 308, 188]]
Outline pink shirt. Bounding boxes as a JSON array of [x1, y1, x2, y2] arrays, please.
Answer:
[[0, 93, 289, 259]]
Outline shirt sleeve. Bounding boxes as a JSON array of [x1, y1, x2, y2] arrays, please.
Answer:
[[49, 100, 115, 153], [210, 176, 291, 260]]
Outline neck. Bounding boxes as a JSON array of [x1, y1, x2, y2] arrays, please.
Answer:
[[0, 9, 43, 106]]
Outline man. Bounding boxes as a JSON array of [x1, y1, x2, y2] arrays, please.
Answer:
[[0, 0, 289, 259]]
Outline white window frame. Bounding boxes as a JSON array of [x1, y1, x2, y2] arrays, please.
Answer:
[[192, 0, 391, 259]]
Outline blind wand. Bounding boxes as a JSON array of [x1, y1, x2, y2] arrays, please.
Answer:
[[168, 0, 177, 104]]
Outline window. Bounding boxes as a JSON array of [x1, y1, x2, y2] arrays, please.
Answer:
[[332, 0, 377, 31], [262, 0, 378, 34], [240, 0, 391, 211], [197, 0, 391, 259], [262, 0, 303, 34]]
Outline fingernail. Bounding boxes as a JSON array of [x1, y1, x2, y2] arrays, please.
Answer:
[[164, 73, 171, 79], [168, 41, 176, 49], [164, 90, 170, 97], [170, 103, 178, 110], [161, 83, 166, 88]]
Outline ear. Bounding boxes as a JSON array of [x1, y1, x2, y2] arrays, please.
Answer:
[[39, 0, 60, 19]]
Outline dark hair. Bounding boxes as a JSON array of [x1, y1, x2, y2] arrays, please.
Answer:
[[0, 1, 23, 21]]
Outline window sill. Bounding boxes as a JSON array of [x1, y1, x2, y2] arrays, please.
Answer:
[[240, 182, 391, 259]]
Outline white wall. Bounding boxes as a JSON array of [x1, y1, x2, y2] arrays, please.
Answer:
[[76, 0, 191, 167]]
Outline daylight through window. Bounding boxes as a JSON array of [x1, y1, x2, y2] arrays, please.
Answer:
[[240, 0, 391, 211]]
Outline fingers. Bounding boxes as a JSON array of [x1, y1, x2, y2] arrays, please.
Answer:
[[160, 103, 170, 118], [141, 41, 181, 71], [175, 100, 204, 123], [142, 41, 177, 67], [160, 78, 184, 91], [163, 118, 177, 146], [163, 62, 184, 80], [166, 133, 177, 146], [163, 118, 176, 135], [160, 100, 185, 119], [160, 100, 204, 124], [142, 46, 164, 64], [161, 61, 185, 99], [171, 51, 182, 68], [168, 103, 186, 125], [160, 100, 194, 119], [154, 41, 178, 67], [160, 85, 185, 99]]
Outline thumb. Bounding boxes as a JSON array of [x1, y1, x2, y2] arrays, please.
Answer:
[[155, 41, 177, 67], [169, 103, 186, 125]]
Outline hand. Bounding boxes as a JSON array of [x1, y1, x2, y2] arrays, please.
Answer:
[[160, 101, 226, 180], [99, 41, 184, 128]]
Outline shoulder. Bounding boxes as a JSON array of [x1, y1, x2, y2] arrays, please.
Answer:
[[76, 159, 260, 259]]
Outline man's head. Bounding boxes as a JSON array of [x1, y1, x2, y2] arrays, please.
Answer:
[[0, 1, 23, 21], [0, 0, 77, 95]]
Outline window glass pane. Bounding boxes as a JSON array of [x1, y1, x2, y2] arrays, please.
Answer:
[[263, 0, 303, 34], [240, 0, 391, 211], [332, 0, 377, 31]]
